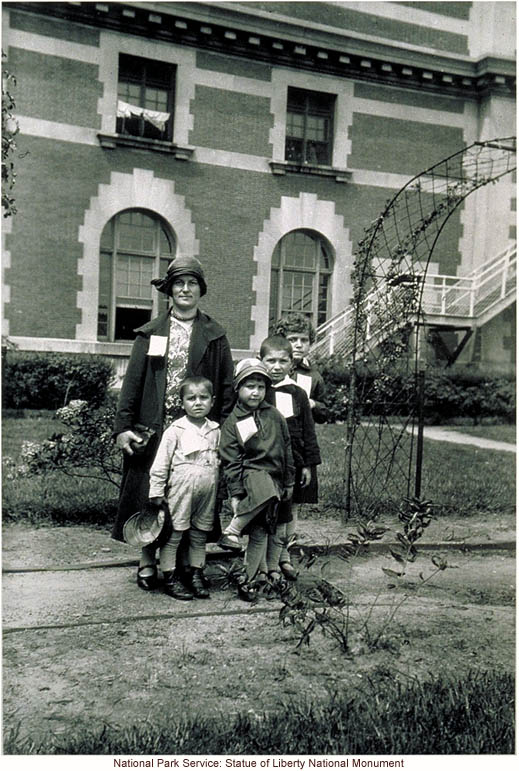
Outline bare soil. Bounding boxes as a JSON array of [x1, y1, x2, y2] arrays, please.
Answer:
[[2, 513, 516, 751]]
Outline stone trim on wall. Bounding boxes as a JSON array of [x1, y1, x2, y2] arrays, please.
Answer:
[[249, 192, 352, 352], [96, 30, 197, 146], [76, 168, 198, 341], [2, 216, 13, 338]]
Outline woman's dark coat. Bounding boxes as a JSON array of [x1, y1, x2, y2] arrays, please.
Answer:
[[112, 309, 235, 542]]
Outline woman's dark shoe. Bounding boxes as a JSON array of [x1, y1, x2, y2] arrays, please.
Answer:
[[163, 570, 193, 601], [137, 565, 158, 591], [191, 568, 210, 599], [280, 561, 298, 581]]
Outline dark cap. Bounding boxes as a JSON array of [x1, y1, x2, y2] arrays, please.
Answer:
[[151, 255, 207, 296], [233, 358, 272, 391]]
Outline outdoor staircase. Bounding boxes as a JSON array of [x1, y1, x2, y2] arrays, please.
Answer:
[[311, 242, 517, 360]]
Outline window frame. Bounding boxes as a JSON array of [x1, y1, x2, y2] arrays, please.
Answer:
[[269, 230, 333, 330], [284, 87, 335, 167], [97, 210, 174, 343], [116, 53, 176, 143]]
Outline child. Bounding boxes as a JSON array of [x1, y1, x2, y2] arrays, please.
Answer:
[[218, 358, 295, 601], [274, 313, 328, 424], [148, 376, 220, 601], [260, 335, 321, 581]]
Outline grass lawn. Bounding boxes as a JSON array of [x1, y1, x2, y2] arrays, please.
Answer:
[[316, 422, 515, 518], [4, 669, 513, 754], [2, 410, 118, 526], [2, 412, 515, 525]]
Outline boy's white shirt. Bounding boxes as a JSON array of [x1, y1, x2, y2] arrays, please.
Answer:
[[149, 415, 220, 498]]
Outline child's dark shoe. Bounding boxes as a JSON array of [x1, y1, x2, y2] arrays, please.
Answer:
[[218, 534, 243, 552], [190, 568, 210, 599], [163, 571, 193, 601], [237, 580, 257, 603], [136, 565, 158, 591], [264, 571, 288, 601], [280, 561, 298, 581]]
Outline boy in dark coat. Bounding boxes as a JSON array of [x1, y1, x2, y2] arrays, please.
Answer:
[[260, 334, 321, 580], [274, 313, 328, 424]]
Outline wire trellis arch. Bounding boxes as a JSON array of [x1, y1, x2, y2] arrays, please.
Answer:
[[314, 137, 516, 520]]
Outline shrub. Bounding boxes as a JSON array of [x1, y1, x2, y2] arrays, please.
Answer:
[[14, 396, 121, 488], [314, 356, 516, 424], [2, 351, 115, 409]]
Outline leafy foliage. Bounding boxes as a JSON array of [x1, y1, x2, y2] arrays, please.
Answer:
[[2, 351, 115, 409], [315, 357, 515, 424], [2, 52, 19, 218], [13, 398, 121, 489]]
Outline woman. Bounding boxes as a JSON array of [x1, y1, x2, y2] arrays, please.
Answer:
[[112, 255, 235, 594]]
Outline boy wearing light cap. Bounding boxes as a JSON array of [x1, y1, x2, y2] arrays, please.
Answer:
[[218, 359, 295, 601]]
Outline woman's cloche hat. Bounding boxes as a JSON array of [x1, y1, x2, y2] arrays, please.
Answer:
[[233, 358, 272, 391], [123, 502, 173, 548], [151, 255, 207, 296]]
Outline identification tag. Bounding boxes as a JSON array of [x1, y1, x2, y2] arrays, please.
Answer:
[[296, 373, 312, 398], [275, 392, 294, 418], [147, 335, 168, 356], [236, 416, 258, 444]]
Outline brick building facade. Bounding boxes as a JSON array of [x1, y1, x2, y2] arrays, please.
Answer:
[[2, 1, 516, 379]]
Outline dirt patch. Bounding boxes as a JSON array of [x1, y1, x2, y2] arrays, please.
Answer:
[[2, 511, 515, 571], [2, 514, 515, 750]]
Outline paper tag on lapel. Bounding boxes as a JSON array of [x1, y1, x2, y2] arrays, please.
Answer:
[[147, 335, 168, 356], [275, 391, 294, 418], [236, 416, 258, 444], [295, 373, 312, 398]]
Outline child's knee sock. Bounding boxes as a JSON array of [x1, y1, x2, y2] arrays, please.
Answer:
[[280, 509, 297, 564], [245, 526, 268, 581], [267, 524, 287, 573], [188, 527, 208, 568], [159, 530, 183, 573], [139, 543, 157, 569], [223, 508, 260, 537]]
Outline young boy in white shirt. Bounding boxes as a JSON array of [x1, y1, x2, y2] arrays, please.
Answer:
[[149, 376, 220, 601]]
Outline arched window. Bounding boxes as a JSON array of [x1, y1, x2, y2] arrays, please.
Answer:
[[97, 210, 175, 341], [269, 230, 332, 330]]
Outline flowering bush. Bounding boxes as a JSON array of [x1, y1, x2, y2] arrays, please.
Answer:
[[18, 397, 122, 487]]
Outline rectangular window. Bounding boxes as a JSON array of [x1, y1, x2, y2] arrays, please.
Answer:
[[285, 87, 335, 165], [116, 54, 175, 141]]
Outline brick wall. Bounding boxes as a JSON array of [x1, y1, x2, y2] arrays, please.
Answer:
[[189, 86, 273, 155], [245, 2, 469, 54], [354, 82, 465, 114], [196, 50, 272, 82], [8, 48, 102, 128], [347, 114, 464, 177], [9, 9, 100, 45]]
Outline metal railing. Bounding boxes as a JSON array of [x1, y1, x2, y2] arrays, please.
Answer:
[[312, 242, 516, 357]]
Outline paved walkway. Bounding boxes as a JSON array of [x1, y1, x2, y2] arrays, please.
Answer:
[[405, 425, 516, 453]]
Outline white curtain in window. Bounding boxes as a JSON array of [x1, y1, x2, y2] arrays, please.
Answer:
[[116, 99, 170, 132]]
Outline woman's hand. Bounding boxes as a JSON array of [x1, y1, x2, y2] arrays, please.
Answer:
[[230, 496, 242, 516], [300, 467, 312, 488], [116, 430, 143, 456]]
